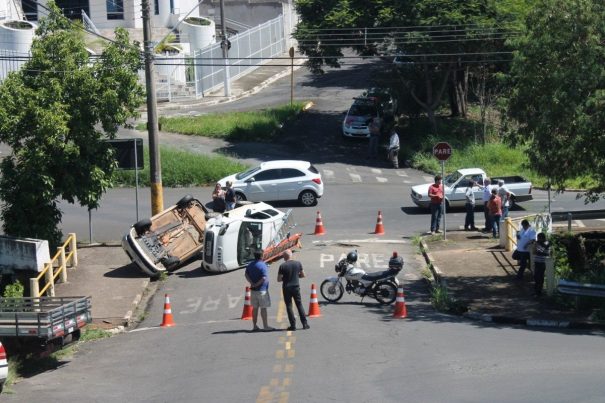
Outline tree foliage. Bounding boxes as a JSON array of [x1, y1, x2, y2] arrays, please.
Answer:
[[507, 0, 605, 200], [293, 0, 527, 133], [0, 2, 144, 246]]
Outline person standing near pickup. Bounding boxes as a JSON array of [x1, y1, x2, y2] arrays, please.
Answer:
[[533, 232, 551, 296], [497, 179, 511, 220], [428, 175, 444, 234], [464, 180, 478, 231], [482, 177, 492, 232]]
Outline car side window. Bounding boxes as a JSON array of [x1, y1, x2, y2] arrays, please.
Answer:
[[253, 169, 281, 182], [280, 169, 305, 179]]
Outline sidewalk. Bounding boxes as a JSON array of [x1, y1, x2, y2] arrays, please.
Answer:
[[422, 231, 604, 329]]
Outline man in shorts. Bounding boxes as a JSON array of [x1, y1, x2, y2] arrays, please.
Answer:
[[245, 249, 274, 331]]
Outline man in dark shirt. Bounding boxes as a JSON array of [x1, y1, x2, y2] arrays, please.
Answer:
[[277, 249, 310, 331]]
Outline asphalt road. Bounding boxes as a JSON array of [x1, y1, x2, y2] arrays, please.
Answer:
[[5, 59, 605, 402]]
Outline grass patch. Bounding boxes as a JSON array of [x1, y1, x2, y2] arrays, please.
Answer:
[[137, 102, 307, 142], [430, 284, 467, 314], [405, 115, 592, 189], [113, 146, 248, 187]]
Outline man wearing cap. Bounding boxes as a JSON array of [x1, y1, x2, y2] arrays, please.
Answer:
[[245, 249, 274, 331]]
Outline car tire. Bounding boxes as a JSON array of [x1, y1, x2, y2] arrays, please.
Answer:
[[176, 195, 194, 209], [235, 192, 247, 202], [134, 218, 152, 236], [299, 190, 317, 207]]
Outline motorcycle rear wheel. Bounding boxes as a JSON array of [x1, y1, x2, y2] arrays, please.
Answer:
[[320, 280, 344, 302], [374, 281, 397, 305]]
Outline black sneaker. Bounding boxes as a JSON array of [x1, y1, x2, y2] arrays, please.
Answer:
[[287, 326, 296, 331], [302, 324, 310, 330]]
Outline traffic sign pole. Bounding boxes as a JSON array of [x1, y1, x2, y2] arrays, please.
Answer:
[[441, 161, 446, 240], [433, 142, 452, 241]]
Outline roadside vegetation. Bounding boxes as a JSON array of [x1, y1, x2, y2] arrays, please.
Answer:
[[112, 146, 248, 187], [136, 102, 306, 142]]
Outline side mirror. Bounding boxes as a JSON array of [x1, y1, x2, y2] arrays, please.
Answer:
[[245, 178, 255, 183]]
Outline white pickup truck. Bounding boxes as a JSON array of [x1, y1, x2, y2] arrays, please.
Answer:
[[410, 168, 533, 209]]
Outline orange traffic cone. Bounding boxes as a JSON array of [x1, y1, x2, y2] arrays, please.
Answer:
[[314, 211, 326, 235], [160, 294, 176, 327], [307, 283, 322, 317], [241, 286, 253, 320], [392, 286, 407, 319], [374, 210, 385, 235]]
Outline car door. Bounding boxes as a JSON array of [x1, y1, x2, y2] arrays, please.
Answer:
[[245, 168, 281, 201], [277, 168, 307, 200]]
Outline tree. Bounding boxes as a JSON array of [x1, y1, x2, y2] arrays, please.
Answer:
[[507, 0, 605, 199], [294, 0, 521, 133], [0, 3, 144, 246]]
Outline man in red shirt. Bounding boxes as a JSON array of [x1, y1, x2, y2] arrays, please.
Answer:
[[428, 175, 444, 234]]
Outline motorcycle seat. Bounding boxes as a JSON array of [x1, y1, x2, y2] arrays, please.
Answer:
[[361, 269, 397, 281]]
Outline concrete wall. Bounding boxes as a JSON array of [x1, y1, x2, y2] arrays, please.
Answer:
[[0, 235, 50, 272]]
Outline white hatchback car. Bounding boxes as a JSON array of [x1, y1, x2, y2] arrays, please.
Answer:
[[218, 160, 324, 206]]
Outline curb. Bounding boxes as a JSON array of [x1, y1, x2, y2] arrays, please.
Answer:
[[419, 236, 605, 330]]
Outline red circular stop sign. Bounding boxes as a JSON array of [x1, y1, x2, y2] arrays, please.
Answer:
[[433, 142, 452, 161]]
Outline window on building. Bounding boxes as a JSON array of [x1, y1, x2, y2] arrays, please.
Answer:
[[22, 0, 38, 21], [107, 0, 124, 20], [154, 0, 159, 15]]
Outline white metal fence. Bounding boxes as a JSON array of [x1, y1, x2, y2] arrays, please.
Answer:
[[0, 15, 286, 101], [0, 48, 28, 81], [155, 15, 286, 100]]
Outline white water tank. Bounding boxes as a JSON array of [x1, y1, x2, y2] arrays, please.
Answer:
[[0, 20, 36, 53], [179, 16, 215, 51]]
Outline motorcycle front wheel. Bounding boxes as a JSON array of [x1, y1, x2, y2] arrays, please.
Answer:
[[374, 281, 397, 305], [320, 280, 344, 302]]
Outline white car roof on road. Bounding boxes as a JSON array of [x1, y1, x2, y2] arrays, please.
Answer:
[[257, 160, 311, 169]]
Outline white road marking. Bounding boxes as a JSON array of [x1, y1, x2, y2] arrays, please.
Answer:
[[396, 170, 408, 177], [323, 169, 334, 179], [376, 177, 388, 183], [371, 168, 382, 174], [403, 180, 412, 184], [423, 176, 433, 182], [350, 173, 362, 182], [576, 220, 586, 228]]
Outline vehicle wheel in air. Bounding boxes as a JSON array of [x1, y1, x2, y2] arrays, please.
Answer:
[[299, 190, 317, 207], [161, 255, 181, 271], [134, 218, 152, 236], [176, 195, 194, 209], [235, 192, 247, 202], [320, 279, 344, 302], [374, 281, 397, 305], [205, 212, 221, 220]]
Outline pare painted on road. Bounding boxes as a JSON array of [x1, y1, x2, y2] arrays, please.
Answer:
[[319, 253, 390, 270], [179, 294, 243, 314]]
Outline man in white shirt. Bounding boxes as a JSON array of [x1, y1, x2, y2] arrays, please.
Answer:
[[515, 219, 537, 280], [497, 179, 511, 219], [388, 128, 400, 168]]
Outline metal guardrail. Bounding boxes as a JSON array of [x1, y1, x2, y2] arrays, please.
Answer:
[[558, 279, 605, 298], [29, 233, 78, 298]]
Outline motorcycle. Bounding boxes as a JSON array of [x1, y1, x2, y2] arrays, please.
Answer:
[[320, 251, 403, 305]]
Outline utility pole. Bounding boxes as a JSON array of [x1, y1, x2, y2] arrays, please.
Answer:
[[142, 0, 163, 214], [219, 0, 231, 96]]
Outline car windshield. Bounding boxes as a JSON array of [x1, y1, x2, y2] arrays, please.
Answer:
[[444, 171, 462, 186], [236, 166, 261, 180], [349, 104, 377, 117]]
